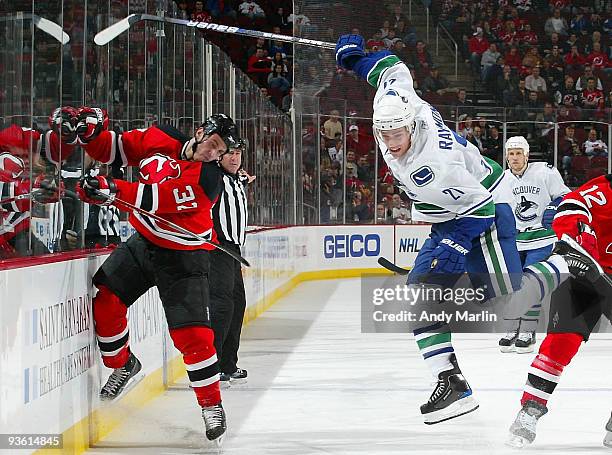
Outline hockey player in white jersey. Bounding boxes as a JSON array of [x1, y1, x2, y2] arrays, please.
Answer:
[[499, 136, 570, 353], [335, 34, 603, 425]]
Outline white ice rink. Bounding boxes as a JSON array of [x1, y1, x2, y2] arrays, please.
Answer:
[[86, 277, 612, 455]]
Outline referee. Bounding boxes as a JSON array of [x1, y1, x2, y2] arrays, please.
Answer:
[[210, 138, 253, 387]]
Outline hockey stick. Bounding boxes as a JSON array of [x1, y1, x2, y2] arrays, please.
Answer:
[[85, 188, 250, 267], [377, 257, 410, 275], [0, 193, 31, 206], [94, 13, 334, 49], [0, 14, 70, 44]]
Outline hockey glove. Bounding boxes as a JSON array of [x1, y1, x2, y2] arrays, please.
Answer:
[[32, 174, 66, 204], [541, 205, 557, 229], [542, 196, 563, 229], [335, 34, 366, 70], [75, 107, 109, 144], [76, 174, 117, 206], [430, 237, 470, 275], [575, 221, 599, 260], [49, 106, 79, 145]]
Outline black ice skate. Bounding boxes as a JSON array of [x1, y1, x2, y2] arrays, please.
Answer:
[[220, 368, 248, 388], [202, 403, 227, 445], [554, 234, 605, 283], [514, 331, 536, 354], [219, 372, 231, 389], [229, 368, 248, 384], [499, 329, 519, 353], [100, 352, 142, 401], [603, 412, 612, 448], [420, 354, 479, 424], [507, 400, 548, 448]]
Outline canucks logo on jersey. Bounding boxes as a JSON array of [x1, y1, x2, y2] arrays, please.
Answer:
[[515, 195, 539, 222]]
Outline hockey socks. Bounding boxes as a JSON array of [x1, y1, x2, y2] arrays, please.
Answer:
[[93, 285, 131, 369], [524, 254, 568, 301], [170, 326, 221, 407], [414, 322, 455, 376], [521, 332, 582, 406]]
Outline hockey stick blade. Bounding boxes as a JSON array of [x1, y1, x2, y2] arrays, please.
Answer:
[[0, 14, 69, 44], [377, 257, 410, 275], [33, 16, 70, 44], [94, 14, 143, 45]]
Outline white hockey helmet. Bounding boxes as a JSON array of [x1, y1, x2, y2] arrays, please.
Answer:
[[373, 90, 416, 137], [505, 135, 530, 158]]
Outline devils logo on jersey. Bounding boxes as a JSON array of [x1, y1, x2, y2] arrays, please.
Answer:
[[0, 152, 25, 182], [138, 154, 181, 184], [515, 195, 538, 222]]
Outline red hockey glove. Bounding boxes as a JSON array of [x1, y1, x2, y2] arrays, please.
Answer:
[[75, 107, 109, 143], [76, 174, 117, 206], [575, 221, 599, 260], [49, 106, 79, 145], [32, 174, 65, 204]]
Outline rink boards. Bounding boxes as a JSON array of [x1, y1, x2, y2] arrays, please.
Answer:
[[0, 224, 430, 454]]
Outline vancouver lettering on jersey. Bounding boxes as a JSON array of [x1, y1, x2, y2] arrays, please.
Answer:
[[512, 185, 541, 196]]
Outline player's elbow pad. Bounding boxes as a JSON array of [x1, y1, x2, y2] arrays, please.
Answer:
[[352, 50, 394, 82], [453, 216, 494, 245]]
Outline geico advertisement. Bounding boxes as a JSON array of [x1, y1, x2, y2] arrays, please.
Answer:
[[320, 226, 393, 266]]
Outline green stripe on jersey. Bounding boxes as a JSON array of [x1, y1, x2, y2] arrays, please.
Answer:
[[467, 200, 495, 217], [517, 228, 556, 242], [480, 157, 504, 191], [414, 202, 448, 213], [416, 332, 451, 349], [367, 55, 402, 87]]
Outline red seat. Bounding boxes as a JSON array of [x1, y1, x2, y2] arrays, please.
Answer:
[[591, 156, 608, 168], [571, 155, 590, 172], [586, 167, 607, 181]]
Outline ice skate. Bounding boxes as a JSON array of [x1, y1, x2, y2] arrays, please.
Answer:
[[420, 354, 479, 424], [499, 329, 519, 353], [229, 367, 248, 385], [554, 234, 605, 283], [100, 352, 143, 401], [603, 412, 612, 448], [202, 402, 227, 446], [219, 372, 231, 389], [507, 400, 548, 448], [514, 331, 536, 354]]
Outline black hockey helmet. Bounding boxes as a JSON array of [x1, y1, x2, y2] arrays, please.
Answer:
[[228, 137, 247, 151], [199, 114, 239, 149]]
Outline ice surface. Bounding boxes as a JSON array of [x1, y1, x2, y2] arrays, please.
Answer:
[[85, 278, 612, 455]]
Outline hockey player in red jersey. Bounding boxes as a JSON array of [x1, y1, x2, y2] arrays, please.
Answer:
[[70, 106, 228, 166], [508, 173, 612, 448], [0, 110, 77, 258], [76, 114, 239, 445]]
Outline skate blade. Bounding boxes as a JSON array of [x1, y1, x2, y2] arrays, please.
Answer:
[[220, 381, 231, 389], [500, 345, 516, 353], [506, 434, 531, 448], [603, 431, 612, 448], [423, 396, 479, 425], [229, 377, 248, 386], [515, 346, 535, 354], [209, 432, 225, 448], [99, 371, 146, 402]]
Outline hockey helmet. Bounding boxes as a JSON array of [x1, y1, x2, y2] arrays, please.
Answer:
[[373, 90, 416, 138], [505, 135, 530, 158], [199, 114, 239, 149]]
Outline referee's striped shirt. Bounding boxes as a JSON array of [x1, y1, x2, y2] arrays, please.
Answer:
[[212, 172, 248, 246]]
